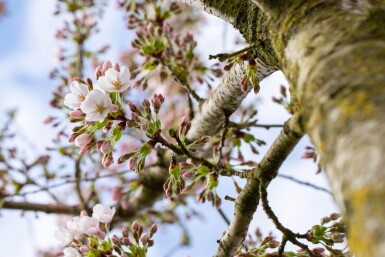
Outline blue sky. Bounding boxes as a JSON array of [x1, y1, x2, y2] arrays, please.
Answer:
[[0, 1, 338, 257]]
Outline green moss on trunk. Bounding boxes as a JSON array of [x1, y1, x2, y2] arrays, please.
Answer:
[[265, 1, 385, 255]]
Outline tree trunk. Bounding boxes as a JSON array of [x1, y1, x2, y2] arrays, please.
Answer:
[[266, 1, 385, 256]]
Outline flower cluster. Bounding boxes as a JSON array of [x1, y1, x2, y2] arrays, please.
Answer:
[[64, 61, 131, 122], [54, 204, 116, 248], [54, 204, 157, 257], [235, 236, 280, 257]]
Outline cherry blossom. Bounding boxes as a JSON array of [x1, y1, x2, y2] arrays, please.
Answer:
[[54, 227, 73, 247], [66, 215, 99, 237], [80, 89, 112, 122], [63, 247, 82, 257], [78, 216, 99, 235], [97, 66, 131, 93], [64, 81, 90, 110], [66, 216, 82, 237], [92, 203, 116, 223]]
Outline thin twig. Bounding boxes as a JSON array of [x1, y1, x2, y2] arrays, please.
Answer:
[[259, 184, 315, 257], [277, 174, 332, 195], [224, 195, 236, 202], [278, 235, 288, 256], [210, 192, 231, 225], [209, 44, 255, 62], [75, 156, 86, 209], [4, 169, 137, 198], [217, 207, 231, 225], [229, 120, 284, 130]]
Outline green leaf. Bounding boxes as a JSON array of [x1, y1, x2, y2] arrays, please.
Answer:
[[197, 165, 210, 175], [243, 133, 255, 143], [233, 138, 241, 147], [85, 249, 101, 257], [186, 49, 194, 61], [141, 45, 154, 56], [154, 39, 165, 52]]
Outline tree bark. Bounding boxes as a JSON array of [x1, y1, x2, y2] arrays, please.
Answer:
[[264, 1, 385, 256], [187, 0, 385, 255]]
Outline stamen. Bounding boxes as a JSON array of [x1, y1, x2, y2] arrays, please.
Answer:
[[112, 80, 121, 89], [95, 104, 105, 113], [78, 95, 85, 102]]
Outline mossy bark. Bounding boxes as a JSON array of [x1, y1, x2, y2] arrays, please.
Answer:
[[265, 1, 385, 256]]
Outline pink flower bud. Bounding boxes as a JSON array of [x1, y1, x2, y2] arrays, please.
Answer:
[[180, 115, 189, 127], [140, 233, 150, 245], [101, 60, 112, 74], [128, 157, 137, 170], [80, 210, 88, 217], [70, 110, 85, 119], [100, 141, 112, 154], [75, 133, 92, 148], [114, 63, 120, 72], [68, 133, 77, 143], [96, 230, 106, 240], [95, 65, 102, 79], [152, 98, 161, 113], [150, 223, 157, 236], [102, 155, 114, 168], [97, 141, 103, 149], [80, 144, 91, 155], [79, 245, 89, 253]]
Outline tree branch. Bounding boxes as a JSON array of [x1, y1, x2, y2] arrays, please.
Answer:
[[186, 61, 275, 141], [214, 114, 304, 257], [176, 0, 235, 24], [250, 0, 286, 17], [2, 201, 82, 215]]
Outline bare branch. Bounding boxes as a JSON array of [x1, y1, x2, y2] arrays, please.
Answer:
[[2, 201, 82, 215], [277, 174, 332, 195], [176, 0, 235, 24], [214, 115, 304, 257], [187, 61, 275, 141]]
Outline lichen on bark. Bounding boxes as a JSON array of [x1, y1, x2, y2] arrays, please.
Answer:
[[265, 1, 385, 255]]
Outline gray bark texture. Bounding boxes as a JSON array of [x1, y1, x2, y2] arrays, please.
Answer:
[[264, 1, 385, 256], [184, 0, 385, 256]]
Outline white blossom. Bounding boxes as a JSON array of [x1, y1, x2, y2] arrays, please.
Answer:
[[66, 215, 99, 237], [92, 204, 116, 223], [78, 216, 99, 235], [54, 227, 73, 247], [80, 89, 112, 122], [63, 247, 82, 257], [64, 81, 90, 110], [66, 216, 82, 237], [97, 66, 131, 93]]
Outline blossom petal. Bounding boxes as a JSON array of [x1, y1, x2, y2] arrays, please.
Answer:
[[85, 112, 103, 122], [64, 93, 81, 110], [119, 66, 131, 83], [97, 77, 114, 92], [80, 99, 95, 113], [105, 68, 119, 80], [70, 81, 89, 96]]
